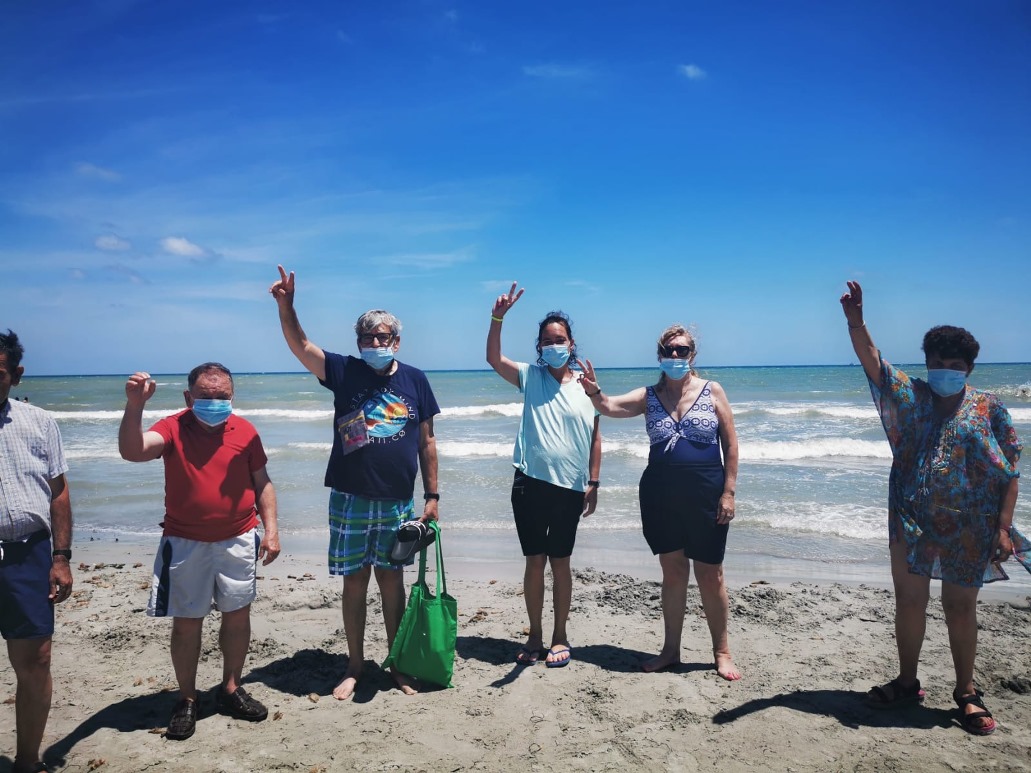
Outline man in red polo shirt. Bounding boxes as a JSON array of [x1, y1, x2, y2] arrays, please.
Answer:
[[118, 362, 280, 741]]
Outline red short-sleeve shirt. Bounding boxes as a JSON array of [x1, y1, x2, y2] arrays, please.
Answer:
[[150, 410, 267, 542]]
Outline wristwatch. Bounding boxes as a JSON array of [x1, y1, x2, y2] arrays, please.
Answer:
[[588, 480, 600, 488], [52, 549, 72, 560], [423, 492, 440, 501]]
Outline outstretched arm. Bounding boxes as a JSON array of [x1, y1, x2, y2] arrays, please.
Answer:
[[576, 359, 647, 418], [118, 372, 166, 462], [270, 264, 327, 381], [840, 280, 880, 383], [486, 282, 524, 388]]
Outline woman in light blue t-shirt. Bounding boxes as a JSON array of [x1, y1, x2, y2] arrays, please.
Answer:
[[486, 282, 601, 669]]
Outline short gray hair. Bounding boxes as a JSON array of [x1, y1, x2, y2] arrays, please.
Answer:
[[354, 310, 402, 337]]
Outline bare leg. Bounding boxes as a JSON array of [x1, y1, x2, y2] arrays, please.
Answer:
[[218, 605, 251, 694], [546, 556, 572, 665], [942, 581, 993, 730], [376, 566, 416, 695], [642, 551, 690, 672], [7, 637, 52, 773], [693, 560, 740, 680], [334, 566, 371, 700], [889, 538, 930, 687], [170, 617, 205, 701], [522, 555, 547, 655]]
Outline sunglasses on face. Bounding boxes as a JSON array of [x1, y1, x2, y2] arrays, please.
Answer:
[[661, 345, 693, 358]]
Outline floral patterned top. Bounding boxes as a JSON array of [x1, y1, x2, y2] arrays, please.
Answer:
[[869, 357, 1023, 586]]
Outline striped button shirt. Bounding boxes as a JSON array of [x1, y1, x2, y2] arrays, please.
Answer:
[[0, 399, 68, 540]]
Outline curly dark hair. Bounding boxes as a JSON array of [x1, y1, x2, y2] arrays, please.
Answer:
[[535, 310, 578, 366], [921, 325, 979, 367], [0, 329, 24, 369]]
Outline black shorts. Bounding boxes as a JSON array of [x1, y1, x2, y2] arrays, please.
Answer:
[[511, 470, 584, 558], [0, 530, 55, 640], [639, 462, 729, 564]]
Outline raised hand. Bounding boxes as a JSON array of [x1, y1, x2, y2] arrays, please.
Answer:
[[576, 358, 600, 395], [125, 372, 156, 407], [840, 280, 864, 327], [269, 264, 296, 307], [492, 282, 525, 319]]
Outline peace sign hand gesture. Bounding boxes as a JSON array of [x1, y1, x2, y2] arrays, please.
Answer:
[[839, 280, 864, 328], [492, 282, 525, 319], [269, 264, 296, 308], [576, 358, 600, 395]]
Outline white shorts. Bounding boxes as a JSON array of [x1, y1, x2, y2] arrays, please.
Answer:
[[147, 529, 259, 618]]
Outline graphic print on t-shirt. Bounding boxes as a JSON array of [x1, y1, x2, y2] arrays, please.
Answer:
[[354, 388, 414, 442]]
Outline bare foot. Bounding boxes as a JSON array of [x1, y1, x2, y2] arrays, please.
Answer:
[[715, 652, 741, 681], [333, 669, 361, 700], [642, 651, 681, 673], [390, 667, 418, 695]]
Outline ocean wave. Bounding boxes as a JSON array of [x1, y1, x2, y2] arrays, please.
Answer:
[[734, 402, 878, 420], [236, 408, 333, 420], [65, 448, 123, 460], [436, 441, 511, 457], [438, 403, 523, 418], [742, 438, 891, 461], [746, 501, 885, 541]]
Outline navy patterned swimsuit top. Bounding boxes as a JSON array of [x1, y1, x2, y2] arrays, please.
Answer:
[[645, 382, 721, 465]]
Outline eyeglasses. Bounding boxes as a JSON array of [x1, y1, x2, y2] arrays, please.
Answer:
[[358, 333, 395, 346], [660, 345, 693, 358]]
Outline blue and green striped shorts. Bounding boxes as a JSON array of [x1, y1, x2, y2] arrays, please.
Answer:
[[328, 489, 414, 576]]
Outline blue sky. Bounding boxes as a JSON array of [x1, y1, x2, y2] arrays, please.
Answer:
[[3, 1, 1029, 375]]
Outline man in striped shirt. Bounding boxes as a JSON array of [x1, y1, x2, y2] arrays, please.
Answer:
[[0, 329, 73, 773]]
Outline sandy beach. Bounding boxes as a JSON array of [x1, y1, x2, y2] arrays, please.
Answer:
[[2, 541, 1030, 773]]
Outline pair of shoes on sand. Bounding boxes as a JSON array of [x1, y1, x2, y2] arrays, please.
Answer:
[[390, 520, 436, 563], [166, 686, 268, 741], [865, 678, 996, 735]]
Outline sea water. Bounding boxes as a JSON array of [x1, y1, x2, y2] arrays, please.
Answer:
[[17, 364, 1031, 593]]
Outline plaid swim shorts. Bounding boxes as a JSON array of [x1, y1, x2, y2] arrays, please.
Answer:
[[328, 489, 415, 576]]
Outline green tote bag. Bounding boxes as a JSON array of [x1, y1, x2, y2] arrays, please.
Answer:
[[382, 521, 458, 688]]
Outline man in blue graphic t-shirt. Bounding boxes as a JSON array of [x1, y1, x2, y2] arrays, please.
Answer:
[[270, 266, 440, 700]]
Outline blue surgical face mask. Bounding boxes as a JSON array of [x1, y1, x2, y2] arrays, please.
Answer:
[[927, 368, 967, 397], [192, 398, 233, 427], [361, 347, 395, 371], [540, 344, 570, 369], [659, 358, 691, 380]]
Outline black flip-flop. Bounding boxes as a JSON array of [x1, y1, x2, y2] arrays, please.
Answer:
[[389, 520, 436, 563]]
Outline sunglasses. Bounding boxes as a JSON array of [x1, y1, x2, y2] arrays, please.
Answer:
[[661, 345, 693, 358]]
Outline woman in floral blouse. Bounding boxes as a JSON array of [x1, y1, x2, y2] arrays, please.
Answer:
[[841, 280, 1022, 735]]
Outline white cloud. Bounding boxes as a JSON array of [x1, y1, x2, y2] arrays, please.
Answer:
[[74, 162, 121, 182], [95, 234, 131, 251], [68, 268, 87, 281], [160, 236, 207, 258], [523, 64, 592, 80], [678, 64, 707, 81]]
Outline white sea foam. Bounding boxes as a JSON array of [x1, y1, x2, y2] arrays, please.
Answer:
[[436, 441, 512, 457], [742, 438, 891, 461], [65, 447, 123, 460], [439, 403, 524, 418], [236, 408, 333, 420], [734, 402, 878, 420], [746, 501, 885, 541]]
